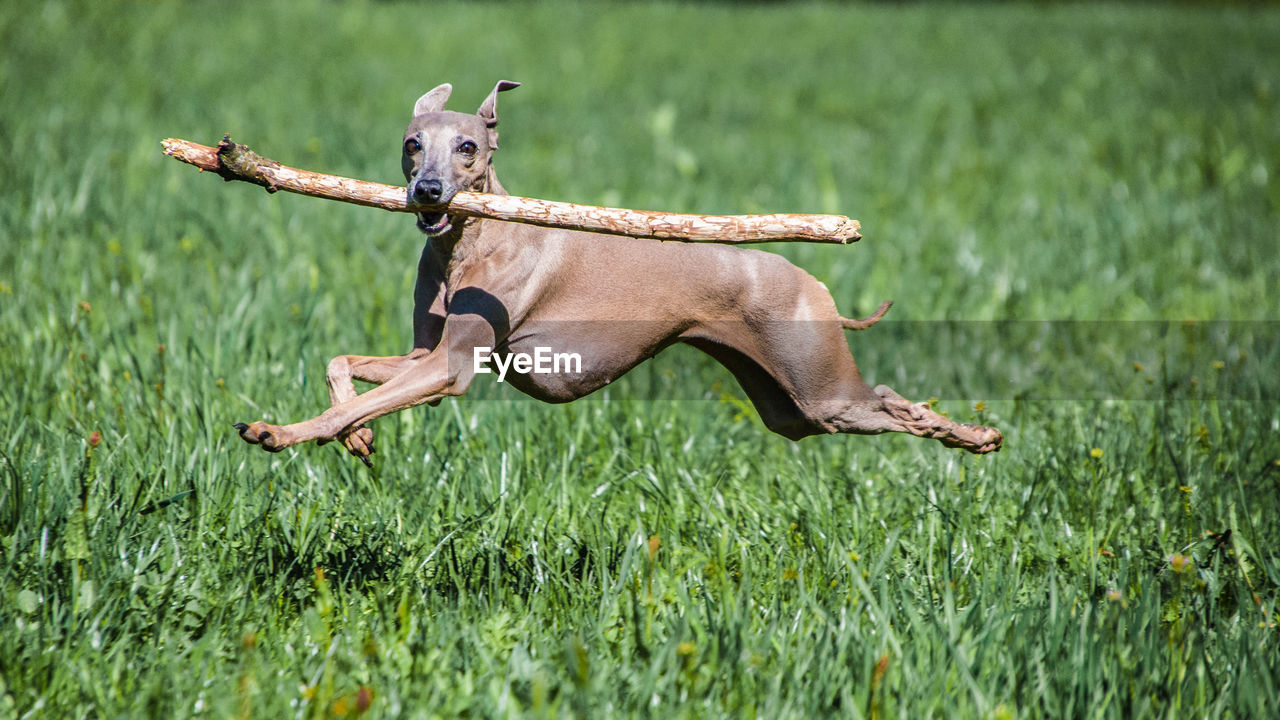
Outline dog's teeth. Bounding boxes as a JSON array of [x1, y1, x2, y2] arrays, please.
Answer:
[[416, 211, 452, 236]]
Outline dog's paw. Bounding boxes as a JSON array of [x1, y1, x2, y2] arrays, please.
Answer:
[[943, 424, 1004, 454], [977, 426, 1004, 453], [340, 426, 375, 467], [234, 421, 289, 452]]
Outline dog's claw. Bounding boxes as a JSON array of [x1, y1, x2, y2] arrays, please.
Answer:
[[359, 454, 373, 469], [233, 423, 248, 433]]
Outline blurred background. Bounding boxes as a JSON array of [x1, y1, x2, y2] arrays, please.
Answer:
[[1, 2, 1277, 717]]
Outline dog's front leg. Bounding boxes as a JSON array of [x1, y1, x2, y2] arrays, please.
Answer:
[[318, 351, 431, 460], [316, 252, 451, 459], [235, 317, 495, 461]]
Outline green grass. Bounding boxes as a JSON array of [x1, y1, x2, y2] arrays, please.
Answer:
[[2, 1, 1279, 717]]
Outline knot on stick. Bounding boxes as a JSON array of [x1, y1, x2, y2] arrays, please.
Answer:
[[216, 134, 282, 193]]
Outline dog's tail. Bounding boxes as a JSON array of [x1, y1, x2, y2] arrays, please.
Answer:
[[839, 300, 892, 331]]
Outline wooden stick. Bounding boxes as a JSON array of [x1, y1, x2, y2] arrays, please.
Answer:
[[161, 136, 861, 244]]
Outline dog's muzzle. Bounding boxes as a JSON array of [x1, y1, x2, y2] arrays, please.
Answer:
[[408, 177, 453, 236]]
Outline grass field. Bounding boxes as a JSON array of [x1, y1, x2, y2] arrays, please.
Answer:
[[2, 1, 1279, 717]]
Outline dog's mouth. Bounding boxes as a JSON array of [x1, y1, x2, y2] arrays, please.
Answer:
[[415, 211, 453, 236]]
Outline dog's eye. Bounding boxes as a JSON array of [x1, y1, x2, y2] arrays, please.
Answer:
[[458, 140, 478, 155], [404, 138, 421, 155]]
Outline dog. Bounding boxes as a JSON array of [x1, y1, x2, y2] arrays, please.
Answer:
[[235, 81, 1003, 462]]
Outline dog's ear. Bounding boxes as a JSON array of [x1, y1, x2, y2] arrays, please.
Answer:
[[477, 80, 520, 149], [413, 84, 453, 117]]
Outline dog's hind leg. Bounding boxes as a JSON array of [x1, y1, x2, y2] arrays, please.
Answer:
[[680, 315, 882, 441], [767, 317, 1002, 454], [683, 306, 1001, 453]]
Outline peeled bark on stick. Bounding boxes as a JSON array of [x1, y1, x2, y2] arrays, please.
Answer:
[[161, 136, 862, 245]]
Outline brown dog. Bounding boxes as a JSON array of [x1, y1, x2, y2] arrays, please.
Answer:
[[235, 82, 1003, 462]]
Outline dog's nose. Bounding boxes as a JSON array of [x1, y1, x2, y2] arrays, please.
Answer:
[[412, 178, 444, 205]]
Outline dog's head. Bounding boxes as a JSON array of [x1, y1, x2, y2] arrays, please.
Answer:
[[402, 80, 519, 236]]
